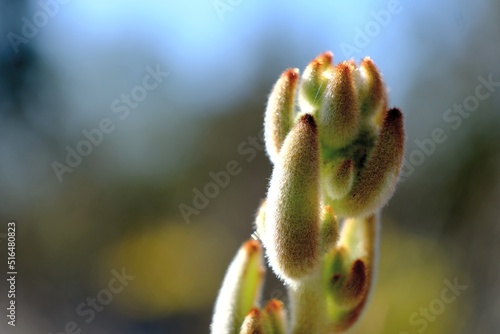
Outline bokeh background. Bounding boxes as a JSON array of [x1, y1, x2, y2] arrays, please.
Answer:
[[0, 0, 499, 333]]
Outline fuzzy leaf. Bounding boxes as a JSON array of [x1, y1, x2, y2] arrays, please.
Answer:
[[298, 52, 333, 115], [329, 108, 405, 217], [319, 62, 360, 148], [264, 68, 300, 164], [265, 114, 321, 281], [211, 239, 265, 334]]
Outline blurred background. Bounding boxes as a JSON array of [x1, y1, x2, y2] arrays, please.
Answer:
[[0, 0, 499, 333]]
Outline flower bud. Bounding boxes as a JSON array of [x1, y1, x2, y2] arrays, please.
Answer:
[[298, 52, 333, 115], [319, 62, 360, 148], [264, 68, 300, 164], [265, 114, 320, 281], [211, 239, 265, 334]]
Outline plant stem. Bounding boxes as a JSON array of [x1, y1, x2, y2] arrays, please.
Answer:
[[288, 268, 328, 334]]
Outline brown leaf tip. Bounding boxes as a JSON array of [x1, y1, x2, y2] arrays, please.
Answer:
[[348, 259, 367, 297], [383, 107, 405, 153], [346, 58, 357, 67], [264, 299, 284, 312], [241, 308, 265, 334], [336, 61, 355, 75], [283, 68, 300, 81], [360, 57, 377, 73], [360, 56, 372, 63], [244, 239, 261, 254], [317, 51, 333, 65], [308, 52, 333, 73], [248, 308, 262, 317], [329, 259, 367, 299], [299, 113, 317, 131], [385, 107, 403, 123]]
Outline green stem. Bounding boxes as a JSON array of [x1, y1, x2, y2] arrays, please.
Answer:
[[288, 269, 328, 334]]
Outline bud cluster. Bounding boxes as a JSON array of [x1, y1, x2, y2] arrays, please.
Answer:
[[211, 52, 405, 334]]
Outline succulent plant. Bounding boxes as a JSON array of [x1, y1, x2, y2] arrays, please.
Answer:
[[211, 51, 405, 334]]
